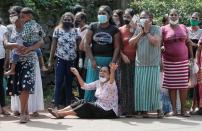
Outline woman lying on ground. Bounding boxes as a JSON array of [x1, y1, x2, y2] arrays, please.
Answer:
[[48, 63, 119, 119]]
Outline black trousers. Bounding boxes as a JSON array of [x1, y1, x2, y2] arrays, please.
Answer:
[[70, 99, 117, 119], [0, 58, 5, 107]]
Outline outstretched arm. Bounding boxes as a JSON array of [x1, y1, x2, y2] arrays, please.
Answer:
[[70, 67, 85, 87], [71, 67, 97, 90], [109, 63, 118, 84]]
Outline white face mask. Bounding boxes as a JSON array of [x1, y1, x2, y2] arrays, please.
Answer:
[[99, 76, 107, 83], [9, 16, 18, 24], [139, 19, 147, 27], [169, 19, 179, 25]]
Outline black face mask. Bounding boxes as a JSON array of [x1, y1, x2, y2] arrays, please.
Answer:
[[74, 21, 81, 27], [123, 19, 130, 25], [63, 22, 73, 29]]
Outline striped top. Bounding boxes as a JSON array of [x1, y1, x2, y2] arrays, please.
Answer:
[[135, 25, 161, 66]]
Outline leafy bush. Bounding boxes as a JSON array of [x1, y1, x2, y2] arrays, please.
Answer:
[[130, 0, 202, 25]]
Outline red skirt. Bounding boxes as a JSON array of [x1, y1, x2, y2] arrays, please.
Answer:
[[163, 60, 189, 89]]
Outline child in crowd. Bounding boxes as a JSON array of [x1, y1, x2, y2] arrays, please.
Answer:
[[4, 7, 47, 75]]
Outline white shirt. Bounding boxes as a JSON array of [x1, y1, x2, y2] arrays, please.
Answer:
[[0, 25, 7, 59], [82, 80, 118, 116], [187, 27, 202, 40]]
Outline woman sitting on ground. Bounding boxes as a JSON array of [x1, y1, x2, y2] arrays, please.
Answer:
[[48, 63, 118, 119]]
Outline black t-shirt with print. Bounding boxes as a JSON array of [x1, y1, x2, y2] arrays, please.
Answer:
[[88, 22, 119, 57]]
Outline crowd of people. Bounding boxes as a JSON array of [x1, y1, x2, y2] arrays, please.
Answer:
[[0, 4, 202, 124]]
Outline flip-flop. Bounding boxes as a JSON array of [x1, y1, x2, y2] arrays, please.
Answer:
[[157, 112, 164, 119], [181, 111, 191, 117]]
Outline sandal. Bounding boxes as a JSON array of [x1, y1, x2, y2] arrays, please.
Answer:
[[157, 111, 164, 119], [31, 112, 40, 117], [48, 108, 64, 119], [20, 114, 28, 123], [1, 109, 10, 115], [13, 111, 20, 116], [142, 111, 150, 118], [134, 112, 142, 119], [181, 111, 191, 117]]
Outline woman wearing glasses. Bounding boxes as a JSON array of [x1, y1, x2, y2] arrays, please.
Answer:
[[48, 12, 81, 109], [83, 5, 120, 102]]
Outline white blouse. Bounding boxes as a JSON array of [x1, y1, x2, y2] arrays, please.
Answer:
[[81, 80, 118, 116]]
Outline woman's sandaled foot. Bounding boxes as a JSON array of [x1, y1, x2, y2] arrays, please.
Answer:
[[1, 108, 10, 115], [164, 112, 173, 117], [31, 112, 39, 117], [48, 108, 64, 119], [170, 111, 178, 116], [20, 114, 28, 123], [157, 110, 164, 119], [181, 111, 191, 117], [13, 111, 20, 116], [142, 111, 150, 118], [134, 112, 143, 119]]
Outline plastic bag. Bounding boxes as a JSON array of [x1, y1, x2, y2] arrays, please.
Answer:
[[189, 61, 199, 88]]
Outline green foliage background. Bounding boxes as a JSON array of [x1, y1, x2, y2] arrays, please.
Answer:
[[130, 0, 202, 25]]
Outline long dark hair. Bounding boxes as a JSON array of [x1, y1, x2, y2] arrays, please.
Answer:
[[113, 9, 124, 26], [56, 12, 74, 29]]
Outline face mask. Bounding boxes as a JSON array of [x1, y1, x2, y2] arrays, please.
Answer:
[[139, 19, 147, 27], [10, 16, 18, 24], [75, 21, 80, 27], [169, 19, 179, 25], [98, 15, 108, 24], [99, 76, 107, 83], [123, 19, 130, 25], [63, 22, 73, 29], [190, 19, 199, 26]]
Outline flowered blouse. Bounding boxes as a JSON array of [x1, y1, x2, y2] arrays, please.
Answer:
[[53, 28, 80, 61], [21, 20, 45, 46], [81, 80, 118, 116]]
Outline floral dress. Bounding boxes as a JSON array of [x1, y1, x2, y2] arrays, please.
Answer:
[[7, 22, 41, 95]]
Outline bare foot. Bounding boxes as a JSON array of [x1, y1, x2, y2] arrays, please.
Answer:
[[48, 108, 64, 119], [4, 70, 15, 76]]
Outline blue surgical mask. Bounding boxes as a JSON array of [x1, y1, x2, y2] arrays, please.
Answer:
[[98, 15, 108, 24]]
